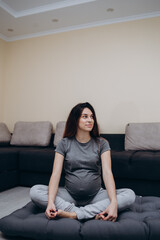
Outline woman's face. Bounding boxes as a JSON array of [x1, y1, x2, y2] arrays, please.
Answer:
[[78, 108, 94, 132]]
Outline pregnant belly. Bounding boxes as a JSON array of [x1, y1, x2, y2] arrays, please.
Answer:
[[65, 171, 101, 205]]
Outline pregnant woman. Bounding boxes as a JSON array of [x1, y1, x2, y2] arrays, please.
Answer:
[[30, 102, 135, 221]]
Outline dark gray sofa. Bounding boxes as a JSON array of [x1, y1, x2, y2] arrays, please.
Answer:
[[1, 133, 160, 240], [1, 133, 160, 196]]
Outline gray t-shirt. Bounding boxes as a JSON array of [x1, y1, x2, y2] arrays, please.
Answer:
[[55, 137, 110, 205]]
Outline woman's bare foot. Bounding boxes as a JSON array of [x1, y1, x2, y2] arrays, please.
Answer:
[[57, 209, 77, 219], [95, 214, 102, 220]]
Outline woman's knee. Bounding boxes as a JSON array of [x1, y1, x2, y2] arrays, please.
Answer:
[[30, 184, 46, 201], [117, 188, 136, 210], [30, 184, 48, 209], [126, 188, 136, 205], [30, 185, 39, 201]]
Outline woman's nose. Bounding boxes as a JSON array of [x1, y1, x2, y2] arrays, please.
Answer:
[[88, 117, 92, 121]]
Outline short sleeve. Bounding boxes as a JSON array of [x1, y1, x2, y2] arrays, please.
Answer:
[[99, 137, 111, 155], [55, 138, 67, 156]]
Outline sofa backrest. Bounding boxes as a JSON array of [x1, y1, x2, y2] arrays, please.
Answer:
[[101, 134, 125, 151]]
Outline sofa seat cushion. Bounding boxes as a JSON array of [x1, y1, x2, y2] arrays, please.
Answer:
[[19, 148, 55, 173], [130, 151, 160, 180], [18, 148, 65, 187], [111, 150, 160, 181], [0, 147, 18, 172], [0, 196, 160, 240], [111, 150, 135, 179], [0, 147, 19, 191]]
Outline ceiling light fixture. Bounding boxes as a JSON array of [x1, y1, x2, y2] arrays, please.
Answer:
[[8, 28, 14, 32], [107, 8, 114, 12], [52, 19, 59, 22]]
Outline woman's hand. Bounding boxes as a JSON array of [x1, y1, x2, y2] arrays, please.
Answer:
[[45, 152, 64, 220], [100, 151, 118, 222], [45, 202, 57, 219], [99, 201, 117, 222]]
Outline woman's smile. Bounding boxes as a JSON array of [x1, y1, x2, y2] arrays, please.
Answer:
[[78, 108, 94, 132], [85, 124, 93, 128]]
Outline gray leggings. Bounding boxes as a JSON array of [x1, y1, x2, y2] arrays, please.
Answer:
[[30, 185, 135, 220]]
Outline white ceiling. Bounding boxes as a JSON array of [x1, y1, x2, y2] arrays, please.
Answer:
[[0, 0, 160, 42]]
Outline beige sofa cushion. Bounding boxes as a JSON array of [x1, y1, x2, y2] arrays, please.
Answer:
[[125, 122, 160, 150], [10, 121, 53, 146], [54, 121, 66, 146], [0, 123, 11, 145]]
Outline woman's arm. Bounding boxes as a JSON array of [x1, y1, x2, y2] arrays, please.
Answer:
[[45, 152, 64, 219], [100, 150, 117, 221]]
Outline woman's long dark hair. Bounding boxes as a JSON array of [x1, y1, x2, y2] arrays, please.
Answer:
[[63, 102, 100, 138]]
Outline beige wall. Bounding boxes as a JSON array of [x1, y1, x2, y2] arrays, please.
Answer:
[[2, 17, 160, 133], [0, 39, 6, 121]]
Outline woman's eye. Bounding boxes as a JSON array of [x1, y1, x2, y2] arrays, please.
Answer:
[[82, 115, 94, 119]]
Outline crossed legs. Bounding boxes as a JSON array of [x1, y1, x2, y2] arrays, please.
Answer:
[[30, 185, 135, 220]]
